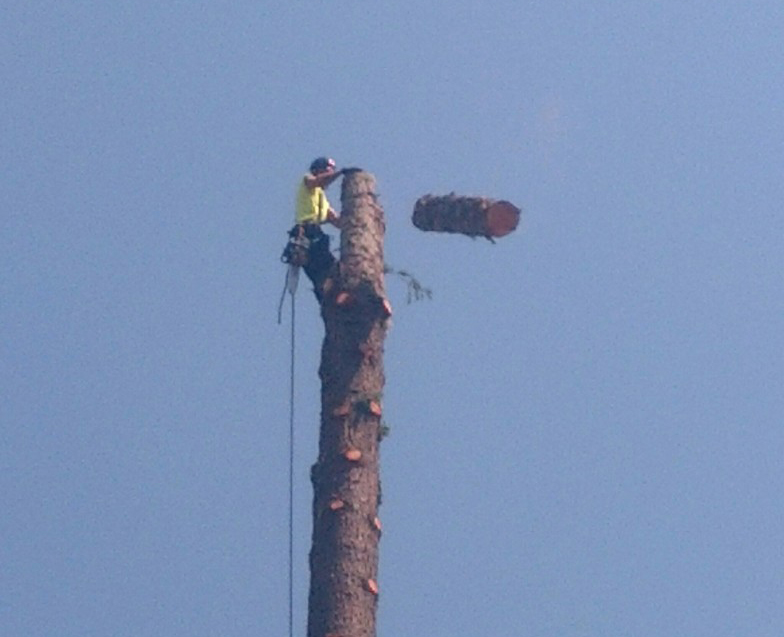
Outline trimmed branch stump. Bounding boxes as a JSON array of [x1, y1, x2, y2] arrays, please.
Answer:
[[412, 193, 521, 239]]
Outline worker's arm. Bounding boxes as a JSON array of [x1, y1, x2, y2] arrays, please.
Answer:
[[304, 168, 343, 190]]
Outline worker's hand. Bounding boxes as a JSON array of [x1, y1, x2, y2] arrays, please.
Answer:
[[327, 209, 342, 228]]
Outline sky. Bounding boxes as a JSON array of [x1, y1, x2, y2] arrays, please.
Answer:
[[2, 1, 784, 636]]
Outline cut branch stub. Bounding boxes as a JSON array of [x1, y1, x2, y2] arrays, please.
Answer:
[[332, 402, 351, 417], [328, 499, 345, 511], [412, 193, 521, 239], [343, 447, 362, 462]]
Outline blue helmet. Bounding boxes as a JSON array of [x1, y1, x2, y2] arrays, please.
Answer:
[[309, 156, 336, 174]]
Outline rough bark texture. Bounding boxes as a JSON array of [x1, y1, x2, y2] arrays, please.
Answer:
[[413, 193, 521, 239], [307, 171, 388, 637]]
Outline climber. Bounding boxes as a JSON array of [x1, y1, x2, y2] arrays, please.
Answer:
[[282, 157, 343, 301]]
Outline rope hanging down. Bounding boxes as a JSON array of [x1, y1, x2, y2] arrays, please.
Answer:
[[278, 264, 300, 324], [278, 263, 299, 637], [287, 290, 295, 637]]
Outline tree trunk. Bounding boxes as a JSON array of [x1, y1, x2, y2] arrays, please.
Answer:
[[307, 171, 388, 637], [412, 193, 521, 239]]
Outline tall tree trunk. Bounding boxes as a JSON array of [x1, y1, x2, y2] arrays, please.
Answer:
[[307, 171, 388, 637]]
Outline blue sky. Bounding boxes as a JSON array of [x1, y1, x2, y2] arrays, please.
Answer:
[[3, 2, 783, 636]]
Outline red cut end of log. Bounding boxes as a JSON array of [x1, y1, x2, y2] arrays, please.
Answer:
[[365, 579, 379, 595], [368, 401, 382, 417], [485, 200, 520, 237], [329, 499, 345, 511]]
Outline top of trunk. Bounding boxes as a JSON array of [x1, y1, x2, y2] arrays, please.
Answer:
[[340, 171, 386, 299]]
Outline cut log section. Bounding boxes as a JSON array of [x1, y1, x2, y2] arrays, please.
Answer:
[[412, 194, 521, 239]]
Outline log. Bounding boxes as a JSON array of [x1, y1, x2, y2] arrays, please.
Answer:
[[412, 193, 521, 239]]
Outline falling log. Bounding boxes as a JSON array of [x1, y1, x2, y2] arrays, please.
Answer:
[[412, 193, 521, 239]]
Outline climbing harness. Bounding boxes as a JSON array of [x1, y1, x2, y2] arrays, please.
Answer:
[[281, 225, 311, 268], [278, 225, 309, 324], [281, 235, 310, 267]]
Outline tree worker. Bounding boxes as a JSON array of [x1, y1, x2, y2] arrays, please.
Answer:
[[282, 156, 344, 300]]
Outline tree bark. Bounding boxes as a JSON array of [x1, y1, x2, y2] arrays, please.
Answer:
[[412, 193, 521, 239], [307, 171, 388, 637]]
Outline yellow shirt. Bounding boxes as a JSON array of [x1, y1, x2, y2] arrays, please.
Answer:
[[295, 174, 331, 224]]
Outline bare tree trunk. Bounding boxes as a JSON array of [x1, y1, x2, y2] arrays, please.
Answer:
[[307, 171, 388, 637], [413, 193, 521, 239]]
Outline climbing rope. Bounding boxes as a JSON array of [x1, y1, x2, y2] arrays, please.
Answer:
[[278, 263, 299, 637], [287, 289, 295, 637]]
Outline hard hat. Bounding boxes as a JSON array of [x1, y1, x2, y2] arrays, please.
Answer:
[[309, 157, 336, 173]]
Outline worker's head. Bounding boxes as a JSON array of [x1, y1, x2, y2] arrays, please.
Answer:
[[309, 156, 336, 175]]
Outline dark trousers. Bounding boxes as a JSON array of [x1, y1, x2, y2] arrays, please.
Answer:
[[290, 224, 336, 300]]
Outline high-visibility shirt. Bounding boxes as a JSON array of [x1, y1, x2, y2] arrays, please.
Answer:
[[295, 175, 331, 224]]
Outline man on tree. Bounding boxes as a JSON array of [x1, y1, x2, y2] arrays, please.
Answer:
[[283, 156, 344, 300]]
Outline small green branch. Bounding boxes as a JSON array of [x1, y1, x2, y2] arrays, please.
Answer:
[[384, 264, 433, 304]]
